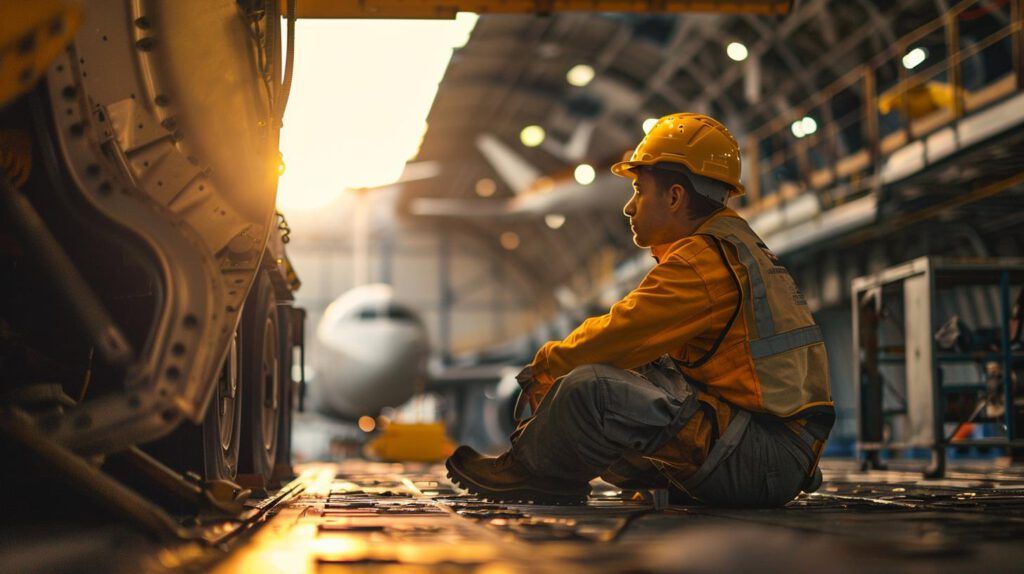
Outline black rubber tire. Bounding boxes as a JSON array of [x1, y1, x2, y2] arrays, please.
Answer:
[[201, 331, 242, 480], [272, 304, 295, 482], [139, 329, 243, 485], [238, 271, 281, 483]]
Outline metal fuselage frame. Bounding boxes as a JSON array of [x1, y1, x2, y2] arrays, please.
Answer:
[[43, 0, 285, 455]]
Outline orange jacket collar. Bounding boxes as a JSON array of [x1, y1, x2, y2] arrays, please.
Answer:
[[650, 207, 740, 263]]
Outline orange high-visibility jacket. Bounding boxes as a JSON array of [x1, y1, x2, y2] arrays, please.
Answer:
[[527, 208, 832, 476]]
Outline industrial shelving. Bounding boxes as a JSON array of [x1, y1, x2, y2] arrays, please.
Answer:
[[852, 256, 1024, 477]]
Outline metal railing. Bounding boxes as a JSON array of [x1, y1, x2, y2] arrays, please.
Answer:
[[742, 0, 1024, 212]]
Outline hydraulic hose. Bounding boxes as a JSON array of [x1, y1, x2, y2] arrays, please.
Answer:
[[277, 0, 296, 125], [0, 174, 134, 366], [264, 0, 280, 117]]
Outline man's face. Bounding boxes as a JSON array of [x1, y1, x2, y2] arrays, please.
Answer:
[[622, 169, 674, 248]]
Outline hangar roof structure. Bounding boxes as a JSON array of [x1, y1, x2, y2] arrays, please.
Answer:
[[401, 0, 1024, 302]]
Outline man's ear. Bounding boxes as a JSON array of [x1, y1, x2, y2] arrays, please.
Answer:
[[667, 183, 685, 212]]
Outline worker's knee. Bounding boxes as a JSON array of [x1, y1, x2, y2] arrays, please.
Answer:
[[565, 363, 629, 384], [559, 365, 603, 400], [558, 363, 635, 410]]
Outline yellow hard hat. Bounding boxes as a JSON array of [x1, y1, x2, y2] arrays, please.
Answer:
[[611, 113, 745, 198]]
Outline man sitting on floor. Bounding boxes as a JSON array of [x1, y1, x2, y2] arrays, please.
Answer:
[[446, 113, 834, 507]]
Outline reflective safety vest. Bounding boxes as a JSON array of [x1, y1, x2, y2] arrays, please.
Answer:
[[678, 213, 834, 421]]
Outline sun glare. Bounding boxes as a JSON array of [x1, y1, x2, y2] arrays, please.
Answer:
[[276, 14, 478, 212]]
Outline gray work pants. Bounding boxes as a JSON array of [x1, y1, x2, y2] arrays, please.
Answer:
[[511, 359, 815, 507]]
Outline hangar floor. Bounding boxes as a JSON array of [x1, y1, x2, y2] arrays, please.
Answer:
[[4, 458, 1024, 573], [208, 459, 1024, 574]]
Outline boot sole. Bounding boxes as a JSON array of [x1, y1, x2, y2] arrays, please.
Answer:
[[444, 458, 589, 505]]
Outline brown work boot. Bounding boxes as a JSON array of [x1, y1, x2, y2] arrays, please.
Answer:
[[445, 445, 591, 505]]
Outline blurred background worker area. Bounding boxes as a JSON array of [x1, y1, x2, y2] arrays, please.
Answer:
[[2, 1, 1024, 572]]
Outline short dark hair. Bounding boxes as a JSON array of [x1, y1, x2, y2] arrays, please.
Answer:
[[643, 165, 724, 218]]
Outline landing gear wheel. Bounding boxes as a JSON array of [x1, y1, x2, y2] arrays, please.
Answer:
[[271, 304, 296, 484], [239, 271, 281, 488], [133, 331, 243, 496], [201, 332, 242, 480]]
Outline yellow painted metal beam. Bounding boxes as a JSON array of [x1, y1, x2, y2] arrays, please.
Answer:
[[1, 1, 82, 107], [286, 0, 792, 19]]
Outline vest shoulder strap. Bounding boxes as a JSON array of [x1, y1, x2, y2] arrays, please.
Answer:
[[696, 215, 778, 339], [675, 235, 743, 369]]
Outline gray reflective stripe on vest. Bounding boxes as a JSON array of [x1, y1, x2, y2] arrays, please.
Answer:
[[723, 234, 775, 337], [749, 325, 824, 359]]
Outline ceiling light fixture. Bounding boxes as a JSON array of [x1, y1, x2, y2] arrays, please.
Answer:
[[574, 163, 596, 185], [545, 213, 566, 229], [726, 42, 749, 62], [902, 47, 928, 70], [520, 125, 546, 147], [475, 178, 496, 197], [500, 231, 520, 250], [566, 64, 595, 87], [791, 116, 818, 138], [801, 116, 818, 136]]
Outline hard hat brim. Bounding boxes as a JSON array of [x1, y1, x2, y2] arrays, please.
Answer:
[[610, 159, 746, 197], [610, 159, 652, 179]]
